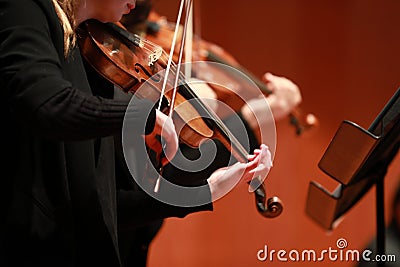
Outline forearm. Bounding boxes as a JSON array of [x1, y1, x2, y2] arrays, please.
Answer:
[[26, 87, 155, 140]]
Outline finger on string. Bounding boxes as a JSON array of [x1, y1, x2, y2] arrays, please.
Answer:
[[247, 150, 261, 160], [247, 154, 257, 161], [253, 149, 261, 154], [245, 155, 262, 172], [248, 146, 272, 175]]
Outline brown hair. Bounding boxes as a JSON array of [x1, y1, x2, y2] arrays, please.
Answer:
[[52, 0, 79, 56]]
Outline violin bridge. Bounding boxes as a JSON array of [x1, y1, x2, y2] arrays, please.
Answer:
[[148, 47, 163, 66]]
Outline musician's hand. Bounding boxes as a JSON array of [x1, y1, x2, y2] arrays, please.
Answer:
[[145, 110, 178, 166], [262, 72, 302, 120], [207, 144, 272, 201]]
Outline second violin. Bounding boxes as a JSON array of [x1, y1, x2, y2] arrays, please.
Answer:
[[121, 8, 317, 137]]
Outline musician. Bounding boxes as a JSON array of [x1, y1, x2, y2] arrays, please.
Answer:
[[0, 0, 272, 266]]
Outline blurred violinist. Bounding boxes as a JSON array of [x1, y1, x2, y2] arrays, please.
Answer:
[[121, 1, 303, 146], [241, 72, 302, 144], [0, 0, 272, 266]]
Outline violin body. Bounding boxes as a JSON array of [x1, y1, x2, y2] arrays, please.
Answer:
[[78, 20, 237, 152], [78, 18, 282, 218], [79, 20, 162, 93]]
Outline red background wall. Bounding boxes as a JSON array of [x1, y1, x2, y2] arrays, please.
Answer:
[[146, 1, 400, 266]]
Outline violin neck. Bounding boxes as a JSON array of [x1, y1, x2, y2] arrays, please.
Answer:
[[178, 82, 250, 163], [105, 22, 143, 48], [205, 50, 273, 95]]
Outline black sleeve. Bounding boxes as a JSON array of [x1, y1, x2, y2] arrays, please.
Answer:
[[117, 189, 213, 228], [114, 135, 213, 228], [116, 112, 258, 227], [30, 87, 155, 140]]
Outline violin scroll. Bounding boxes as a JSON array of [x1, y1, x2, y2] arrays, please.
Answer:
[[253, 183, 283, 218], [289, 110, 318, 136]]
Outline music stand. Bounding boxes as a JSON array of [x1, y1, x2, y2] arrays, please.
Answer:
[[305, 88, 400, 266]]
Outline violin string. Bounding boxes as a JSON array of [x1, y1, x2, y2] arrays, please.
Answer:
[[178, 81, 250, 161]]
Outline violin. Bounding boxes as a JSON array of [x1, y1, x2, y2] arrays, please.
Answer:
[[77, 19, 282, 218], [122, 10, 317, 136]]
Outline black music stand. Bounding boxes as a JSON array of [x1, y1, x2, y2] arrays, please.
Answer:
[[305, 88, 400, 266]]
